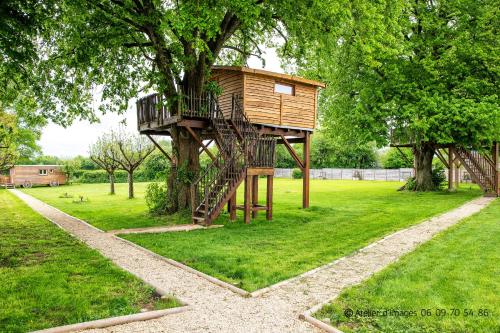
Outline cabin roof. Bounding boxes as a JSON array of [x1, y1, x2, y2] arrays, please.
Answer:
[[212, 66, 326, 88]]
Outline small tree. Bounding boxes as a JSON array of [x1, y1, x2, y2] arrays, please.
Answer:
[[89, 134, 121, 195], [113, 132, 155, 199], [62, 159, 79, 184]]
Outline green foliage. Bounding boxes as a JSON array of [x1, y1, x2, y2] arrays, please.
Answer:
[[275, 145, 297, 168], [432, 165, 447, 190], [144, 182, 168, 215], [292, 168, 303, 179], [0, 108, 42, 170], [61, 159, 80, 183], [404, 166, 446, 192], [301, 0, 499, 150], [315, 200, 500, 333], [380, 148, 413, 169], [0, 0, 343, 127], [141, 151, 170, 181], [275, 132, 378, 169], [78, 170, 153, 184]]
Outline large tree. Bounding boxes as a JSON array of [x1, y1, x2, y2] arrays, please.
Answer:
[[300, 0, 499, 190], [2, 0, 342, 211]]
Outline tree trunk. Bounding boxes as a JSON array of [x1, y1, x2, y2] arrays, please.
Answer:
[[127, 171, 134, 199], [413, 143, 435, 191], [167, 126, 200, 212], [109, 172, 115, 195]]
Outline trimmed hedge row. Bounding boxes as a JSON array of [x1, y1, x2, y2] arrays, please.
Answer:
[[76, 170, 165, 183]]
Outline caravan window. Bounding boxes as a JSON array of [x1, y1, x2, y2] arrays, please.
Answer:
[[39, 169, 48, 176]]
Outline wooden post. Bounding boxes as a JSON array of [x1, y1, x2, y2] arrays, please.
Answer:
[[244, 174, 252, 224], [455, 161, 461, 188], [494, 141, 499, 196], [229, 191, 237, 221], [252, 175, 259, 218], [448, 147, 454, 190], [303, 132, 311, 208], [266, 175, 273, 220]]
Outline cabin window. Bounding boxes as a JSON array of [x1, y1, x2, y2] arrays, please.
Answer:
[[274, 82, 294, 95], [39, 169, 48, 176], [49, 169, 54, 174]]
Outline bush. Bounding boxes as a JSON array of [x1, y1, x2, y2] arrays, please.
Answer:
[[403, 166, 446, 191], [145, 182, 168, 215], [292, 168, 302, 179], [432, 165, 447, 190], [77, 169, 152, 183]]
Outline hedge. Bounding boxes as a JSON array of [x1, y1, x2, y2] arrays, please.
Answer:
[[76, 169, 162, 183]]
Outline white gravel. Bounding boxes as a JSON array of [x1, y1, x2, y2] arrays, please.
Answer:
[[11, 190, 494, 333]]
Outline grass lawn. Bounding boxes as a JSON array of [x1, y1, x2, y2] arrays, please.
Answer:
[[120, 179, 482, 291], [314, 199, 499, 333], [0, 190, 179, 333], [22, 182, 188, 231]]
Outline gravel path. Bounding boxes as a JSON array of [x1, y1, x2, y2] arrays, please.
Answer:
[[11, 190, 494, 333]]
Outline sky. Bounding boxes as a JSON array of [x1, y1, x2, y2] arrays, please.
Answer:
[[39, 49, 284, 158]]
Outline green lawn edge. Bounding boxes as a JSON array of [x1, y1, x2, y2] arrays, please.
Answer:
[[314, 199, 499, 333], [0, 190, 180, 333]]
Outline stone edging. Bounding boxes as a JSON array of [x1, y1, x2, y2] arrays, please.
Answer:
[[30, 306, 190, 333], [114, 235, 252, 297]]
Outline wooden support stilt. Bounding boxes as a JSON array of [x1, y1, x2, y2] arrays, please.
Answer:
[[448, 147, 454, 190], [494, 141, 499, 196], [266, 175, 273, 220], [229, 191, 237, 221], [252, 175, 259, 218], [244, 175, 252, 224], [303, 132, 310, 208]]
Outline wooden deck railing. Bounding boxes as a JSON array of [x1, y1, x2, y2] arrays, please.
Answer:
[[137, 91, 218, 129]]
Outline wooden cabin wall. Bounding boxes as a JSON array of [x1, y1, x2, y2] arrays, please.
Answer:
[[11, 166, 67, 185], [0, 175, 10, 184], [243, 73, 317, 130], [213, 72, 244, 118]]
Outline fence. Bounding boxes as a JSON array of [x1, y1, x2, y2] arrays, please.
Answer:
[[274, 168, 414, 181], [274, 168, 474, 182]]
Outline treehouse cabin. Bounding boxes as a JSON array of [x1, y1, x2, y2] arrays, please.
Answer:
[[137, 67, 325, 225], [1, 165, 67, 188]]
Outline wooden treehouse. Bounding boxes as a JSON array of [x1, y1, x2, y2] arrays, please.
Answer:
[[137, 66, 325, 224], [391, 134, 499, 197]]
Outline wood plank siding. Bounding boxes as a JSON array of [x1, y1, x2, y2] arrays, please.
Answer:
[[212, 67, 324, 131], [5, 165, 67, 186], [212, 71, 244, 118]]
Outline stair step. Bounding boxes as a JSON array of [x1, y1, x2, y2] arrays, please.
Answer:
[[192, 216, 206, 224]]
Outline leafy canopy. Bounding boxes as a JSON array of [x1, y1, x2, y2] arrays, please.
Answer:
[[301, 0, 499, 149], [1, 0, 346, 126]]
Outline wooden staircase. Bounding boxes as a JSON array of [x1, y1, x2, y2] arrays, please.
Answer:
[[454, 147, 498, 196], [191, 95, 276, 225]]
